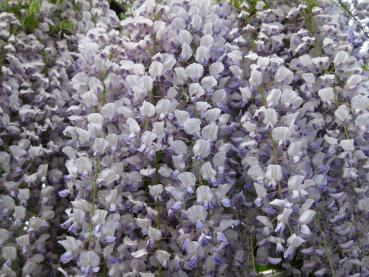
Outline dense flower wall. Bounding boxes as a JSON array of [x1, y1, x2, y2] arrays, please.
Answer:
[[0, 0, 369, 276]]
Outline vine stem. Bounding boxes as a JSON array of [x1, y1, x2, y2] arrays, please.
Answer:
[[249, 236, 257, 273], [316, 214, 337, 277], [89, 157, 100, 249], [333, 0, 369, 40]]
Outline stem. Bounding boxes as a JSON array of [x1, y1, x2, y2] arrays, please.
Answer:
[[316, 214, 337, 277], [343, 125, 349, 139], [334, 0, 369, 40], [258, 87, 267, 107], [249, 236, 257, 273], [89, 157, 100, 249], [304, 0, 323, 55], [198, 159, 202, 186], [269, 132, 278, 163]]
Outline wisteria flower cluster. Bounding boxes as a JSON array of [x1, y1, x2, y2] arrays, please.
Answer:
[[0, 0, 369, 276]]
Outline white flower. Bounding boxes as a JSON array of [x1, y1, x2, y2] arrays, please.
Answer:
[[333, 51, 349, 66], [195, 46, 210, 64], [141, 131, 157, 149], [240, 87, 252, 103], [299, 209, 316, 225], [97, 169, 119, 186], [136, 218, 151, 229], [178, 172, 196, 190], [209, 62, 224, 77], [156, 99, 173, 118], [101, 103, 117, 120], [249, 70, 263, 88], [287, 175, 305, 198], [154, 121, 165, 135], [248, 166, 264, 182], [254, 183, 267, 207], [170, 139, 187, 155], [355, 113, 369, 130], [2, 246, 16, 260], [184, 118, 201, 135], [173, 155, 186, 171], [284, 234, 305, 259], [256, 216, 273, 229], [186, 63, 204, 80], [335, 105, 351, 121], [175, 67, 188, 84], [13, 206, 26, 219], [263, 108, 278, 128], [82, 92, 98, 107], [92, 138, 108, 155], [127, 118, 141, 135], [140, 101, 156, 117], [272, 126, 291, 145], [345, 74, 362, 89], [205, 108, 221, 122], [149, 61, 164, 78], [181, 43, 192, 61], [155, 250, 171, 268], [281, 89, 302, 108], [174, 110, 190, 124], [201, 124, 218, 141], [149, 184, 163, 199], [201, 161, 217, 181], [187, 205, 207, 223], [275, 66, 294, 84], [266, 164, 282, 187], [196, 185, 213, 206], [266, 89, 281, 107], [82, 116, 100, 131], [318, 87, 335, 104], [92, 209, 108, 225], [76, 157, 92, 174], [339, 139, 354, 152], [358, 198, 369, 212], [189, 83, 205, 98], [351, 95, 369, 113], [16, 234, 30, 247], [141, 75, 153, 92], [193, 139, 211, 158], [178, 29, 192, 45], [287, 234, 305, 248], [58, 236, 82, 252], [201, 76, 217, 91], [191, 14, 202, 31], [148, 226, 162, 242], [131, 249, 148, 258]]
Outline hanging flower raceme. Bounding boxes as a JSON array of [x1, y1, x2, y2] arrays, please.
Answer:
[[1, 0, 369, 276]]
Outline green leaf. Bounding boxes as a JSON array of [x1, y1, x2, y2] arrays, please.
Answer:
[[28, 0, 41, 14], [59, 19, 76, 33], [155, 150, 165, 165], [255, 263, 282, 273], [23, 14, 39, 32], [1, 0, 9, 11], [362, 64, 369, 72]]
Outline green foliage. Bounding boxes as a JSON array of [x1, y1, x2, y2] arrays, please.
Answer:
[[28, 0, 41, 14], [232, 0, 242, 10], [255, 263, 280, 273], [23, 14, 39, 32], [23, 0, 42, 33], [155, 150, 165, 165], [50, 19, 76, 36], [48, 0, 65, 4], [303, 0, 322, 55], [362, 64, 369, 72]]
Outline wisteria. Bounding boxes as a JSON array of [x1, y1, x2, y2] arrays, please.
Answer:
[[0, 0, 369, 276]]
